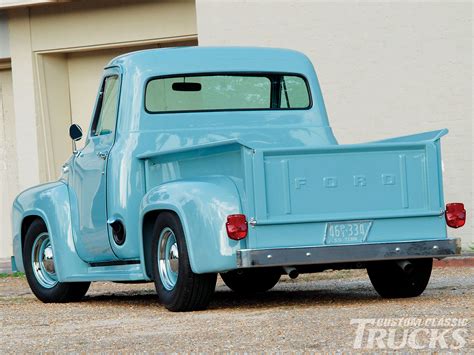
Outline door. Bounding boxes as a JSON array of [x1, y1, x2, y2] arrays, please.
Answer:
[[70, 69, 121, 262]]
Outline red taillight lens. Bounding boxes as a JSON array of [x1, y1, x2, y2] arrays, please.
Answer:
[[226, 214, 248, 240], [445, 203, 466, 228]]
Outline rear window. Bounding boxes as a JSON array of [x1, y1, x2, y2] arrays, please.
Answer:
[[145, 73, 311, 113]]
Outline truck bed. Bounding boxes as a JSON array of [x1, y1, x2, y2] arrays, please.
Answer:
[[140, 129, 449, 252], [244, 129, 448, 250]]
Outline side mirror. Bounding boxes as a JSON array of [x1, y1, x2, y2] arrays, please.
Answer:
[[69, 124, 83, 154], [69, 124, 83, 141]]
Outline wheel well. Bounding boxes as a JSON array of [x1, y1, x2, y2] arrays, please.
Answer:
[[142, 209, 179, 279], [21, 215, 45, 250]]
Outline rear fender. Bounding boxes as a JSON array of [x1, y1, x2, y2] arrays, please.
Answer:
[[12, 182, 90, 279], [140, 176, 245, 274]]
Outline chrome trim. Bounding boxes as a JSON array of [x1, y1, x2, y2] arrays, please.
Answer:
[[31, 232, 58, 288], [157, 227, 179, 290], [42, 245, 55, 274], [237, 238, 461, 268]]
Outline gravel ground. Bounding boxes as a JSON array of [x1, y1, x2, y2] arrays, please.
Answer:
[[0, 267, 472, 353]]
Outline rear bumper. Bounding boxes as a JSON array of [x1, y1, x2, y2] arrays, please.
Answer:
[[237, 238, 461, 268]]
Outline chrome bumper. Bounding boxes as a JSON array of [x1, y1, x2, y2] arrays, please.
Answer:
[[237, 238, 461, 268]]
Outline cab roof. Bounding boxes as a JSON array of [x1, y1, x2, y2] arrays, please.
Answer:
[[107, 46, 316, 78]]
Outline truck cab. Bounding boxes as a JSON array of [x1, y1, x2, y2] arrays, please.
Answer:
[[12, 47, 464, 311]]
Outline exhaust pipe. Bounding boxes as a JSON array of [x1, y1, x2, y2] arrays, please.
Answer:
[[283, 266, 299, 279], [397, 260, 414, 274]]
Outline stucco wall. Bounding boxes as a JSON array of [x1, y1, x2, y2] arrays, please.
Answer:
[[196, 0, 473, 248]]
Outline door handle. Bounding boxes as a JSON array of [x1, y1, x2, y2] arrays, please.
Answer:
[[97, 151, 108, 160]]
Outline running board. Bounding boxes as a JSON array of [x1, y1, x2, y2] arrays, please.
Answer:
[[62, 262, 147, 282]]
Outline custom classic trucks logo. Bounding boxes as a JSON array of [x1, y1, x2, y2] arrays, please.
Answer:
[[350, 318, 469, 350]]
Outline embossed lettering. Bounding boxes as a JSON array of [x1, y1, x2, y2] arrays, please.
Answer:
[[382, 174, 396, 185], [354, 175, 367, 187], [323, 176, 338, 188], [294, 177, 307, 189]]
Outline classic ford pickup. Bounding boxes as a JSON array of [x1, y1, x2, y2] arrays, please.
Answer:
[[12, 47, 464, 311]]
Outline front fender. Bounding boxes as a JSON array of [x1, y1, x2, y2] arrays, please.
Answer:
[[140, 176, 245, 274], [12, 181, 89, 279]]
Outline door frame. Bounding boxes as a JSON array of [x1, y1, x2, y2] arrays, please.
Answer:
[[70, 67, 122, 262]]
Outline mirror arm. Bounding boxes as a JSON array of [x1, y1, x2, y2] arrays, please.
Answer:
[[72, 140, 78, 155]]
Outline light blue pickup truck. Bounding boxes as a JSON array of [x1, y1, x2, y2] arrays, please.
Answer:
[[12, 47, 465, 311]]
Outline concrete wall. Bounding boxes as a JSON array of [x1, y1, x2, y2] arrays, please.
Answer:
[[196, 0, 473, 248]]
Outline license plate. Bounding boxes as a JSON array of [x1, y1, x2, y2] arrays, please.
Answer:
[[324, 221, 373, 245]]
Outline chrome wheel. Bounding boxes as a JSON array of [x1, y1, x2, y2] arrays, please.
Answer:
[[157, 227, 179, 290], [31, 232, 58, 289]]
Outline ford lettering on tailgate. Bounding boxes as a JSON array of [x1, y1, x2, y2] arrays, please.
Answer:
[[324, 221, 373, 244]]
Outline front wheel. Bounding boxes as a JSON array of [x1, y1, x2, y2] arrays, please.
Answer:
[[367, 258, 433, 298], [23, 219, 90, 303], [152, 212, 217, 311]]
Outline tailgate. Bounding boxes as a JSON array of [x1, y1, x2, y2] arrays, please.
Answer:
[[249, 130, 446, 228]]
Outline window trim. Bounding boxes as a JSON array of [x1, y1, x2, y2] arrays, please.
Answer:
[[143, 72, 313, 114], [90, 74, 120, 137]]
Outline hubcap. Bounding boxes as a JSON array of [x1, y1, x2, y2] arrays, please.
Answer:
[[157, 227, 179, 290], [31, 233, 58, 288]]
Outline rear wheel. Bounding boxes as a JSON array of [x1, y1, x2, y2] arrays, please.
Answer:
[[152, 212, 217, 311], [221, 268, 281, 294], [23, 219, 90, 303], [367, 258, 432, 298]]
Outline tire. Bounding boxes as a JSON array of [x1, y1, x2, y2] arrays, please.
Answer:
[[152, 212, 217, 312], [367, 258, 432, 298], [23, 219, 90, 303], [221, 268, 281, 294]]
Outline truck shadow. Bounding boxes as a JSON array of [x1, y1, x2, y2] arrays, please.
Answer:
[[82, 281, 381, 310], [208, 287, 380, 310]]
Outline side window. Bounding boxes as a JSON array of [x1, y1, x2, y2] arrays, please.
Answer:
[[91, 75, 119, 136], [279, 76, 310, 109]]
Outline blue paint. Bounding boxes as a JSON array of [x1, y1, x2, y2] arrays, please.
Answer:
[[11, 47, 451, 281]]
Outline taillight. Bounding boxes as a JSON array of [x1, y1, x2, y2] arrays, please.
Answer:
[[226, 214, 248, 240], [445, 203, 466, 228]]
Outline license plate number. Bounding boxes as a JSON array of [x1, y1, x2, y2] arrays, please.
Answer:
[[324, 221, 373, 245]]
